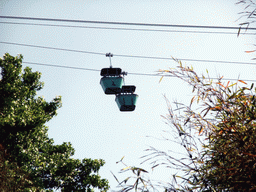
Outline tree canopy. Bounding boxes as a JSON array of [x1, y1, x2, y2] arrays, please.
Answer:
[[163, 61, 256, 191], [112, 2, 256, 191], [0, 53, 109, 192], [113, 60, 256, 191]]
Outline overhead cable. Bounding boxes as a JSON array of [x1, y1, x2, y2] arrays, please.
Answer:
[[0, 15, 255, 31], [24, 62, 100, 72], [23, 62, 164, 77], [1, 41, 256, 66], [23, 61, 256, 82], [0, 41, 105, 56], [0, 21, 255, 35]]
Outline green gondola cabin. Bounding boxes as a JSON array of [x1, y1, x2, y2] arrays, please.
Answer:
[[100, 68, 123, 94], [100, 56, 138, 112], [115, 85, 138, 112]]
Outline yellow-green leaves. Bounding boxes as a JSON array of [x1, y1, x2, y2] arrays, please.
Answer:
[[122, 166, 131, 171], [159, 76, 164, 83], [190, 96, 196, 107]]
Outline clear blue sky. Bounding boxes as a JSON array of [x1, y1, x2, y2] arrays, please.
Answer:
[[1, 0, 256, 191]]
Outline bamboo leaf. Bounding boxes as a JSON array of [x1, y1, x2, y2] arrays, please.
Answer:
[[197, 96, 200, 103], [179, 60, 182, 67], [228, 82, 237, 88], [187, 147, 195, 152], [238, 80, 247, 84], [173, 175, 177, 184], [203, 107, 211, 117], [159, 76, 164, 83], [217, 82, 225, 88], [244, 152, 256, 158], [250, 83, 254, 90], [124, 177, 131, 184], [111, 171, 120, 184], [245, 50, 256, 53], [122, 166, 131, 171], [152, 164, 159, 170], [237, 26, 241, 37], [225, 81, 230, 89], [184, 118, 190, 125], [199, 126, 204, 135], [248, 8, 256, 18], [190, 96, 195, 107], [140, 178, 146, 188], [178, 124, 185, 133], [138, 168, 148, 173], [160, 115, 168, 120], [243, 136, 248, 141], [134, 178, 139, 191]]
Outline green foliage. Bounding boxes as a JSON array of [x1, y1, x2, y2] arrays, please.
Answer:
[[112, 157, 152, 192], [167, 62, 256, 191], [114, 59, 256, 191], [197, 83, 256, 191], [113, 3, 256, 191], [0, 53, 109, 191], [236, 0, 256, 29], [0, 143, 33, 192], [159, 62, 256, 191], [236, 0, 256, 58]]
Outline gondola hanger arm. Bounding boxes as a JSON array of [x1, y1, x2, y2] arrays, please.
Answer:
[[106, 52, 113, 68]]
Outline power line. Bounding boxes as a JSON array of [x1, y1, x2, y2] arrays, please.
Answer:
[[24, 62, 100, 72], [24, 61, 173, 77], [0, 21, 255, 35], [0, 15, 255, 31], [2, 41, 256, 66], [23, 61, 256, 82], [114, 54, 256, 66], [24, 61, 163, 77], [0, 41, 105, 56]]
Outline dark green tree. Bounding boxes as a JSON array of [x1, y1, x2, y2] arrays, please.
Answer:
[[0, 53, 109, 192]]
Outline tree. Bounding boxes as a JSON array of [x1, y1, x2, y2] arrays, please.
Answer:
[[236, 0, 256, 58], [0, 53, 109, 191], [0, 143, 32, 191], [162, 61, 256, 191], [113, 59, 256, 191], [236, 0, 256, 30], [112, 2, 256, 191]]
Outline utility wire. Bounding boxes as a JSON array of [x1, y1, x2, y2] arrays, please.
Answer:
[[2, 41, 256, 66], [0, 41, 105, 56], [24, 61, 171, 77], [0, 21, 255, 35], [114, 54, 256, 66], [0, 15, 255, 31], [24, 62, 100, 72], [24, 62, 169, 77], [23, 61, 256, 82]]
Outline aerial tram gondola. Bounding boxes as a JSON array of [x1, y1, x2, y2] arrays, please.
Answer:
[[100, 53, 138, 112]]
